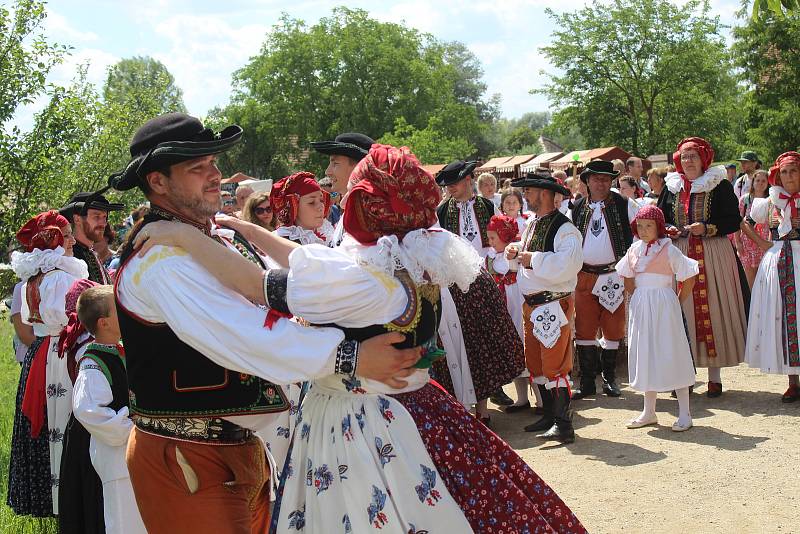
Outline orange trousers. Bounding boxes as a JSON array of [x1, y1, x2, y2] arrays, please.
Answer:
[[126, 428, 270, 534], [523, 296, 574, 381], [574, 271, 626, 343]]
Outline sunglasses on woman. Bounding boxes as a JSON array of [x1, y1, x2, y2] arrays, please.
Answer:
[[254, 207, 272, 215]]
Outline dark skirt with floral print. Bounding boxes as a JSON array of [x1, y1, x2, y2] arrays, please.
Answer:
[[394, 384, 586, 534], [432, 269, 526, 401], [6, 336, 54, 517]]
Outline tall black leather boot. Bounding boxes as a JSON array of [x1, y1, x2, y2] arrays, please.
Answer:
[[536, 387, 575, 444], [524, 384, 554, 432], [571, 345, 597, 399], [601, 347, 622, 397]]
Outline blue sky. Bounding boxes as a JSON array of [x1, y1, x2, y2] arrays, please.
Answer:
[[17, 0, 740, 130]]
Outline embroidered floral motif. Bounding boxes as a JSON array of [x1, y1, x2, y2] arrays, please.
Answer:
[[408, 525, 430, 534], [342, 375, 366, 394], [342, 513, 352, 533], [355, 405, 366, 431], [48, 427, 63, 443], [367, 486, 389, 528], [300, 423, 310, 442], [288, 506, 306, 530], [375, 437, 396, 467], [46, 383, 67, 398], [414, 464, 442, 506], [338, 464, 348, 481], [341, 414, 354, 441], [276, 426, 290, 439], [313, 465, 334, 494], [377, 397, 395, 423]]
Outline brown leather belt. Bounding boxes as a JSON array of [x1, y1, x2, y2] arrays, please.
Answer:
[[134, 415, 253, 445], [524, 291, 572, 307], [581, 263, 616, 274]]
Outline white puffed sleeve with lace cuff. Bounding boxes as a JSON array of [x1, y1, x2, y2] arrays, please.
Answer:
[[667, 244, 700, 282]]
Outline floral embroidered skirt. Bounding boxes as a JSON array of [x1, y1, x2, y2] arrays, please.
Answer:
[[271, 378, 473, 533], [394, 384, 587, 534], [433, 269, 526, 401], [6, 337, 54, 517]]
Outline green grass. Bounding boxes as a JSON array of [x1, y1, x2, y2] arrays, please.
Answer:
[[0, 318, 58, 534]]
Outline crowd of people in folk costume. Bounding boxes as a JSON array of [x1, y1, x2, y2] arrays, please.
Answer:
[[5, 110, 799, 533]]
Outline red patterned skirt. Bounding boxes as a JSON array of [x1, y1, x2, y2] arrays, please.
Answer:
[[393, 384, 586, 534], [432, 269, 526, 401]]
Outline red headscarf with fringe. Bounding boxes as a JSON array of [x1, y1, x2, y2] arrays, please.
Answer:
[[769, 151, 800, 188], [270, 172, 331, 227], [16, 210, 69, 252], [344, 144, 441, 245], [487, 214, 519, 244], [673, 137, 715, 213]]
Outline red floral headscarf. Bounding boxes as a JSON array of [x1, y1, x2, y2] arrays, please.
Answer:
[[344, 144, 441, 245], [17, 210, 69, 252], [673, 137, 715, 176], [768, 151, 800, 187], [270, 172, 331, 227], [58, 279, 100, 383], [487, 214, 519, 244], [630, 204, 667, 240]]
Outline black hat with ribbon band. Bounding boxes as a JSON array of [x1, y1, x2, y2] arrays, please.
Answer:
[[310, 132, 375, 162], [511, 172, 570, 196], [108, 112, 243, 192], [579, 160, 620, 183], [60, 188, 124, 219], [435, 160, 478, 186]]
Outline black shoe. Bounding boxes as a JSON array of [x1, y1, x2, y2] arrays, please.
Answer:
[[707, 382, 723, 398], [504, 402, 531, 413], [601, 348, 622, 397], [571, 386, 596, 399], [602, 380, 622, 397], [490, 388, 514, 406], [536, 387, 575, 443]]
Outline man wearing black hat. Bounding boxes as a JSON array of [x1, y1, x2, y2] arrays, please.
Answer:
[[60, 192, 124, 284], [733, 150, 761, 198], [435, 160, 500, 258], [108, 113, 419, 532], [507, 173, 583, 443], [310, 132, 374, 245], [570, 160, 640, 400]]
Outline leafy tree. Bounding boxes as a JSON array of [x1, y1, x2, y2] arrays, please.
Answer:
[[732, 11, 800, 161], [216, 8, 495, 177], [507, 127, 539, 151], [537, 0, 740, 158], [103, 56, 186, 115]]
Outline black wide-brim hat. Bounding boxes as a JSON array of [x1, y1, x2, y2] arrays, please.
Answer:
[[579, 160, 620, 183], [435, 160, 478, 186], [310, 132, 374, 162], [60, 191, 125, 219], [109, 112, 243, 191], [511, 173, 570, 196]]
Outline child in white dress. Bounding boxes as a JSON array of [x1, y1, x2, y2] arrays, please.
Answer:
[[615, 205, 699, 431], [486, 214, 544, 413]]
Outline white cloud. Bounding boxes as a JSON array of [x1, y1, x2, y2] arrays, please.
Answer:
[[45, 10, 99, 42]]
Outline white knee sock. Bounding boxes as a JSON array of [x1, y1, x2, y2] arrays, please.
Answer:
[[675, 387, 692, 425], [708, 367, 721, 383], [635, 391, 657, 422], [476, 399, 488, 418], [512, 377, 530, 406], [531, 380, 543, 408]]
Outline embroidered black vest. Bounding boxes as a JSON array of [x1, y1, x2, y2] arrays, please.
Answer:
[[115, 206, 288, 418], [80, 344, 128, 412], [436, 196, 494, 247], [523, 209, 571, 253], [73, 240, 111, 284], [571, 192, 633, 261]]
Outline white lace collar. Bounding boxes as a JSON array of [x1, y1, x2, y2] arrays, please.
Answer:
[[276, 219, 335, 246], [339, 228, 482, 291], [10, 247, 89, 282], [666, 165, 726, 195]]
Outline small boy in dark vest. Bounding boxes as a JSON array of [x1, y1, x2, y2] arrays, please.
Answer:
[[74, 286, 146, 533]]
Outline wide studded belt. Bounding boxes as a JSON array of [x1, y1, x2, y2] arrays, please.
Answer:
[[134, 415, 253, 445], [581, 262, 616, 274], [523, 291, 572, 307]]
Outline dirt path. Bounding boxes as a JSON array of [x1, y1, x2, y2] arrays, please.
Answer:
[[492, 363, 800, 533]]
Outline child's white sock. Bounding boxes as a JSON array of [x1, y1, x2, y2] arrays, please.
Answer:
[[633, 391, 658, 422], [708, 367, 721, 383], [675, 386, 692, 426], [532, 379, 543, 408], [512, 377, 530, 407]]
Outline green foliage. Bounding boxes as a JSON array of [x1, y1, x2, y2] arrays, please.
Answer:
[[732, 12, 800, 162], [751, 0, 798, 20], [214, 8, 495, 177], [537, 0, 740, 158]]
